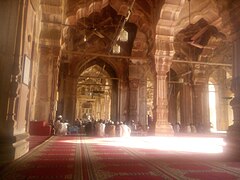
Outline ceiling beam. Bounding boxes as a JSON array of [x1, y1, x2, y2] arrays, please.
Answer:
[[62, 50, 232, 67], [62, 50, 147, 60], [78, 76, 119, 80], [172, 59, 232, 67], [77, 83, 112, 86]]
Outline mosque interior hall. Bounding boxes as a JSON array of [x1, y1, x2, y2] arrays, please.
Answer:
[[1, 0, 240, 179]]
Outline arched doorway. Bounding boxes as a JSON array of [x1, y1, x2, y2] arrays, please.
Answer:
[[208, 69, 233, 132], [57, 59, 119, 124], [76, 64, 113, 122]]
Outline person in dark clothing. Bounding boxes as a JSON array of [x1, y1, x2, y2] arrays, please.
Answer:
[[85, 121, 93, 136]]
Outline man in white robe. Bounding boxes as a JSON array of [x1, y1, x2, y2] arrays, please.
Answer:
[[119, 122, 131, 137], [99, 122, 105, 137], [54, 120, 62, 135], [60, 121, 69, 135]]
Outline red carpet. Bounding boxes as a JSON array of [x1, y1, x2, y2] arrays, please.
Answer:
[[27, 135, 50, 150], [185, 172, 237, 180], [1, 136, 240, 179], [1, 136, 77, 180]]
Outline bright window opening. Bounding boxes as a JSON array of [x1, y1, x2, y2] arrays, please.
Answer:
[[209, 82, 217, 132]]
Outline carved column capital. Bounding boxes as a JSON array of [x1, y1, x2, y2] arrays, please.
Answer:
[[155, 39, 174, 53], [192, 64, 207, 84], [154, 56, 172, 75], [129, 79, 139, 89]]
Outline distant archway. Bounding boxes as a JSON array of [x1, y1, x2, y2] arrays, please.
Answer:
[[208, 69, 233, 132], [76, 59, 118, 122]]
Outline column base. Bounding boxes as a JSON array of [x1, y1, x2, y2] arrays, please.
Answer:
[[0, 133, 29, 163], [155, 124, 174, 136], [223, 123, 240, 160], [181, 125, 192, 133]]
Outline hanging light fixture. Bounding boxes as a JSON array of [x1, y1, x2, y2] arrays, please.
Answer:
[[109, 0, 135, 54], [112, 44, 120, 54], [119, 28, 128, 42]]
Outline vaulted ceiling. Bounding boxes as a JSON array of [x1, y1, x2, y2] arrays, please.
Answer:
[[37, 0, 234, 75], [61, 0, 159, 62]]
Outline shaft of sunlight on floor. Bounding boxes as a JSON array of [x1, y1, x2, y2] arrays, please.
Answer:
[[60, 136, 226, 154]]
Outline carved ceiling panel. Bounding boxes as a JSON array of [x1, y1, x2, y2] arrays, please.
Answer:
[[174, 18, 226, 61]]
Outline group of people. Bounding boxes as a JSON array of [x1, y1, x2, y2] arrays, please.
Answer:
[[53, 116, 133, 137], [84, 120, 132, 137], [54, 115, 211, 136], [172, 122, 208, 133]]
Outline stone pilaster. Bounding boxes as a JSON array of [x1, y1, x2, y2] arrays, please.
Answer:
[[154, 56, 174, 135], [0, 0, 29, 163]]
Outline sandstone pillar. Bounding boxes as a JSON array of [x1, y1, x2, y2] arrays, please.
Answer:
[[129, 78, 139, 122], [192, 84, 209, 132], [226, 38, 240, 155], [180, 81, 193, 133], [128, 63, 139, 123], [111, 79, 118, 122], [62, 75, 77, 123], [119, 79, 128, 123], [128, 63, 147, 126], [154, 57, 174, 135], [191, 65, 210, 133], [139, 79, 148, 128]]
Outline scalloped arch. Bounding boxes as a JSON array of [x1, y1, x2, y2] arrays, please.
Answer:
[[63, 0, 153, 42], [155, 0, 185, 56], [72, 57, 119, 79]]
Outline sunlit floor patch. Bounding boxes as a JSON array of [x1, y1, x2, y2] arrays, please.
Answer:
[[60, 136, 226, 154]]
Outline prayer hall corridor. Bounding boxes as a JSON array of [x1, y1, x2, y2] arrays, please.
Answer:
[[2, 1, 240, 178]]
